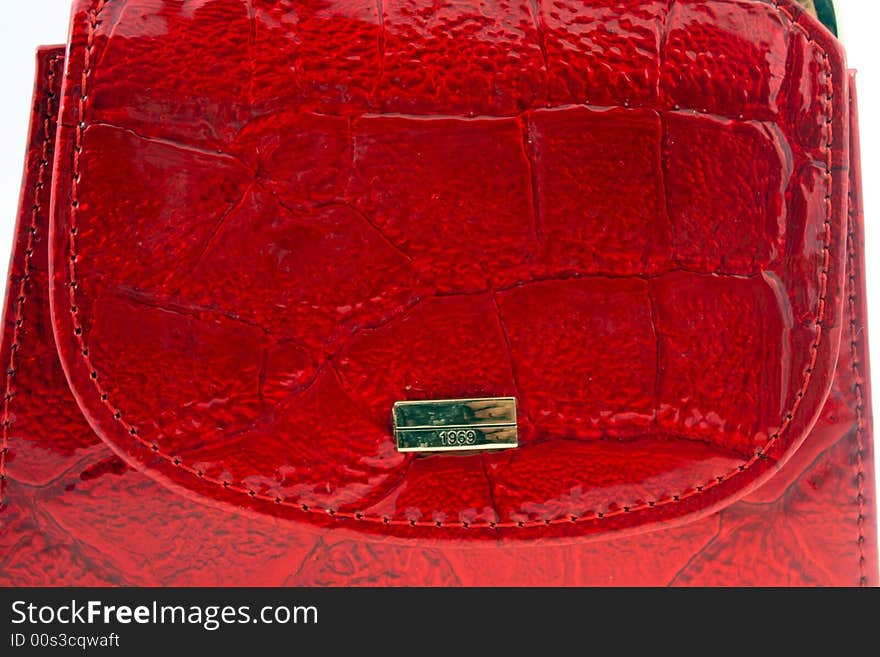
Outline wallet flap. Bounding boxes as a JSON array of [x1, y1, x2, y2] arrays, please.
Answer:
[[47, 0, 850, 540]]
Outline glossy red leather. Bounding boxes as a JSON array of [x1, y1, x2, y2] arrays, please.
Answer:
[[0, 0, 876, 585], [48, 0, 850, 538]]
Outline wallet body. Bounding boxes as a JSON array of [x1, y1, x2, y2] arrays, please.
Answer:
[[0, 0, 877, 586]]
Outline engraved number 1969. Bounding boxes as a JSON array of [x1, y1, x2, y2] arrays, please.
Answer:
[[438, 429, 477, 446]]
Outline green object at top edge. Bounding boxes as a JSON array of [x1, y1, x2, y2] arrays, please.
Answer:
[[799, 0, 839, 36]]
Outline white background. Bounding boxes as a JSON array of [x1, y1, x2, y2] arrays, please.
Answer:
[[0, 1, 878, 529]]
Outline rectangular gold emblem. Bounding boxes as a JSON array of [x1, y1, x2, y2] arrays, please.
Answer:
[[393, 397, 519, 453]]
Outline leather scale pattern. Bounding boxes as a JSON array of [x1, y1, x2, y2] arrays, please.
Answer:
[[0, 0, 876, 585], [51, 0, 850, 537]]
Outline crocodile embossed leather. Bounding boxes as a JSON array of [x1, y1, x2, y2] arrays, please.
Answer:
[[0, 0, 876, 586]]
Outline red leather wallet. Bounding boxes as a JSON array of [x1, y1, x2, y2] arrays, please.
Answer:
[[1, 0, 876, 586]]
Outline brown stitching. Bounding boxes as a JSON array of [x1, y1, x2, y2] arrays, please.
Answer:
[[0, 55, 61, 508], [847, 191, 869, 587], [67, 0, 836, 529]]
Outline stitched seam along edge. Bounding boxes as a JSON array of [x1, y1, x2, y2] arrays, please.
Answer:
[[847, 188, 868, 586], [65, 0, 835, 530], [0, 55, 61, 509]]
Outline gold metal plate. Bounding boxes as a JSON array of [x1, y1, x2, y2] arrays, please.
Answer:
[[393, 397, 519, 453]]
